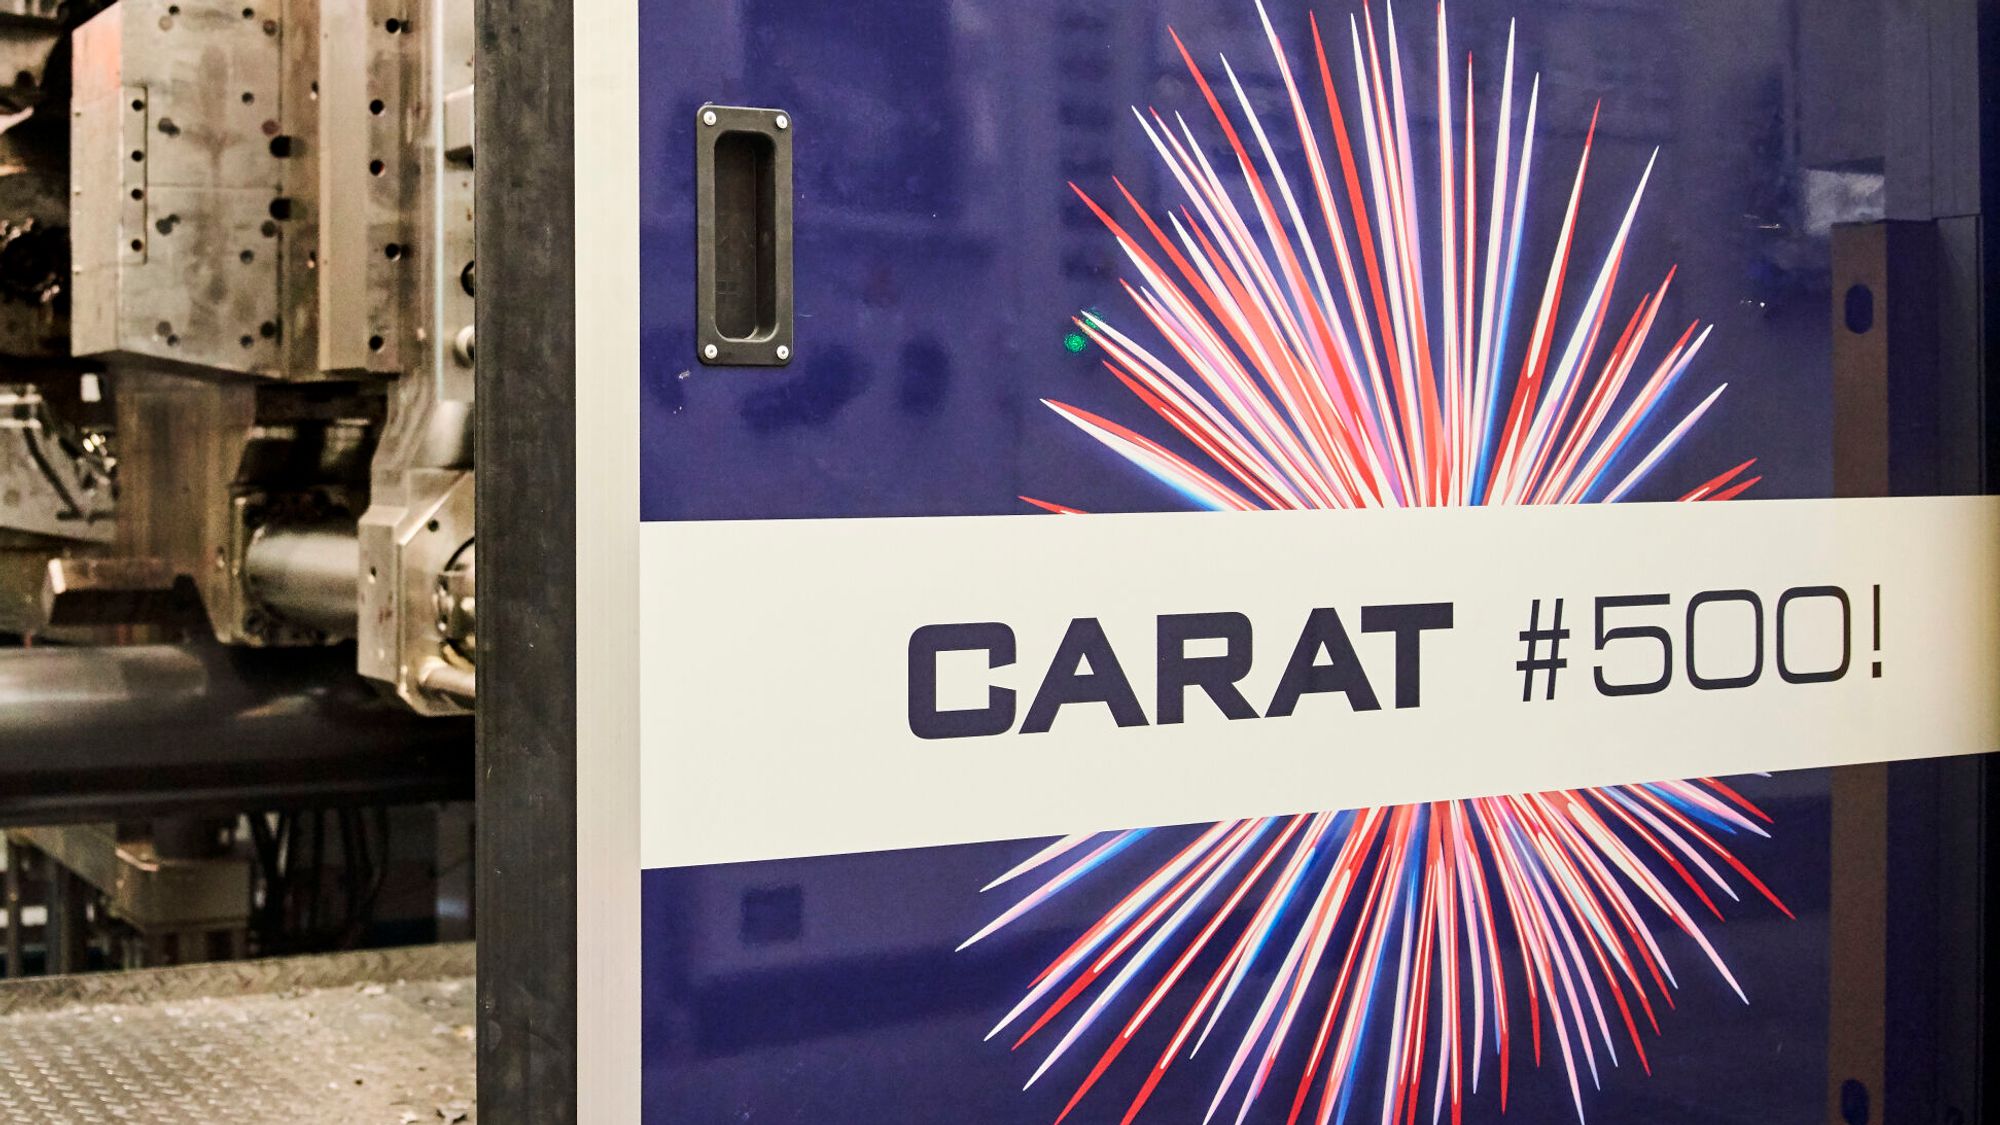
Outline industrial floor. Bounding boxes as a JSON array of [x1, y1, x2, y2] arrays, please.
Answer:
[[0, 943, 475, 1122]]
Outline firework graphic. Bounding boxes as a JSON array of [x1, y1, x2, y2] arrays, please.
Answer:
[[965, 4, 1791, 1124]]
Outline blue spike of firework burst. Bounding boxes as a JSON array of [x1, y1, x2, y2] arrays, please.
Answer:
[[976, 4, 1790, 1125]]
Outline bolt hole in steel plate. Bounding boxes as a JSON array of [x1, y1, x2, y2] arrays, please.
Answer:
[[1843, 283, 1875, 335], [695, 104, 793, 366]]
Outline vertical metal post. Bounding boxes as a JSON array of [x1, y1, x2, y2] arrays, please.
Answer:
[[475, 0, 577, 1114], [3, 836, 20, 977], [46, 866, 88, 976], [1826, 219, 1898, 1125]]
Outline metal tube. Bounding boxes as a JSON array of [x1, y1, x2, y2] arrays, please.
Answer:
[[419, 659, 476, 702], [244, 523, 361, 637], [0, 643, 471, 824]]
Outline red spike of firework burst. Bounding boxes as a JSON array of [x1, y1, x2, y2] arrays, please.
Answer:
[[983, 3, 1789, 1124]]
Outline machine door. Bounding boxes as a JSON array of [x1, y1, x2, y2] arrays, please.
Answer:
[[501, 0, 2000, 1121]]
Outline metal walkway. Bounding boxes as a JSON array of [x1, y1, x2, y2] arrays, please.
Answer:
[[0, 943, 475, 1122]]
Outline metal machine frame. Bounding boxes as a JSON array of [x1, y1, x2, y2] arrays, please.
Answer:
[[474, 0, 574, 1112]]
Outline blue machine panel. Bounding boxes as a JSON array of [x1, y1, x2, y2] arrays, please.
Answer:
[[636, 1, 1927, 1122]]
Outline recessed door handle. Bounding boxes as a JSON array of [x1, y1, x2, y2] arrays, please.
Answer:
[[696, 104, 794, 366]]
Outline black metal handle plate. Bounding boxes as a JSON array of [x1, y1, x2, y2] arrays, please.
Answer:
[[696, 104, 794, 366]]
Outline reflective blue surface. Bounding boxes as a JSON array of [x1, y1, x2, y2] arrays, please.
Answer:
[[640, 0, 1890, 523], [636, 1, 1969, 1121], [643, 771, 1831, 1124]]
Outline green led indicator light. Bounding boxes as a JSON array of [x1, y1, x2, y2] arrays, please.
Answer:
[[1063, 331, 1089, 354]]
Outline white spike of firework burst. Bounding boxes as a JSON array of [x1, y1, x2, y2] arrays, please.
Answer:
[[1039, 2, 1757, 517], [978, 4, 1786, 1124]]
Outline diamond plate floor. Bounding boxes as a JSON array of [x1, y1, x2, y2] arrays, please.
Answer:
[[0, 944, 475, 1123]]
